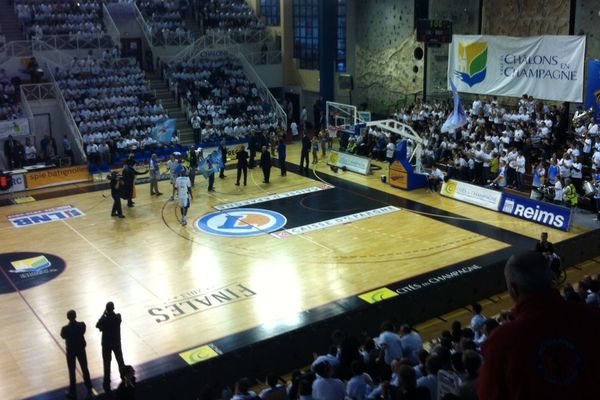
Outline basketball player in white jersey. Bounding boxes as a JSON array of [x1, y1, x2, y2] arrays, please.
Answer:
[[175, 169, 192, 225]]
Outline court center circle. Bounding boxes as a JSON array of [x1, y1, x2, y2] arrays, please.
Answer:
[[196, 208, 287, 237]]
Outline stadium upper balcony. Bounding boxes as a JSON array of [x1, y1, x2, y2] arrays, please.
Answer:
[[14, 0, 114, 50], [166, 55, 280, 144], [49, 57, 167, 145], [135, 0, 196, 47], [196, 0, 267, 43]]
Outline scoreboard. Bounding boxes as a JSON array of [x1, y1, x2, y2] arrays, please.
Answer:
[[417, 19, 452, 44]]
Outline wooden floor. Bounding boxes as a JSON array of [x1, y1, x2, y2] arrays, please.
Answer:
[[0, 143, 590, 399]]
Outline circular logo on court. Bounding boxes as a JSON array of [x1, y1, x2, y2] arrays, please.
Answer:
[[0, 252, 66, 294], [196, 208, 287, 237]]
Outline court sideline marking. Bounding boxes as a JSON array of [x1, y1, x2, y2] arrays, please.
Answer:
[[0, 262, 75, 375]]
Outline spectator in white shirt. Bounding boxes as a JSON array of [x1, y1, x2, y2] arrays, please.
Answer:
[[98, 142, 110, 163], [554, 177, 564, 204], [416, 355, 441, 400], [376, 321, 404, 366], [24, 138, 37, 165], [312, 362, 345, 400], [470, 303, 486, 341], [346, 361, 373, 400], [311, 346, 340, 373], [515, 151, 526, 190], [385, 139, 395, 163], [427, 163, 445, 192], [399, 325, 423, 366], [259, 373, 286, 400]]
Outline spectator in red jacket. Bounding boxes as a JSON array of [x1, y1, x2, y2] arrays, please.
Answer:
[[478, 251, 600, 399]]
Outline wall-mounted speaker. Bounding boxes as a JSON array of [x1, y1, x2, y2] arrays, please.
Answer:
[[339, 74, 353, 90]]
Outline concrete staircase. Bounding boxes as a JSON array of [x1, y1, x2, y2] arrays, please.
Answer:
[[146, 73, 194, 144], [0, 2, 26, 42]]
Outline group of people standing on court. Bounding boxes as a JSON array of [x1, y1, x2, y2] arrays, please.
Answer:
[[235, 137, 288, 185], [108, 128, 330, 222], [61, 302, 135, 399]]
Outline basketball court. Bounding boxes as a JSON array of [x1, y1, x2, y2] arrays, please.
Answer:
[[0, 146, 590, 399]]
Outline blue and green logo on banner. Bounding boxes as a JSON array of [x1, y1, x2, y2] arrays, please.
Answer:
[[455, 42, 488, 87]]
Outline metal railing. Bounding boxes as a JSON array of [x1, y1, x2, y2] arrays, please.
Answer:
[[243, 50, 282, 65], [132, 2, 155, 48], [45, 67, 87, 163], [132, 2, 195, 47], [162, 32, 235, 65], [160, 33, 286, 130], [103, 3, 121, 47], [20, 82, 86, 164], [204, 27, 273, 44], [163, 31, 282, 66], [233, 48, 286, 130], [0, 37, 110, 66], [34, 35, 114, 50], [34, 45, 73, 69], [19, 84, 38, 138]]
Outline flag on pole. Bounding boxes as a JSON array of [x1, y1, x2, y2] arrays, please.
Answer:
[[151, 118, 177, 144], [441, 80, 468, 133]]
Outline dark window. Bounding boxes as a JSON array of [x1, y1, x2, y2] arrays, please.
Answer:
[[293, 0, 319, 70], [293, 0, 346, 71], [336, 0, 347, 72], [260, 0, 280, 26]]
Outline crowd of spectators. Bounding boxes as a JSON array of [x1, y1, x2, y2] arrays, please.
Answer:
[[15, 0, 107, 40], [167, 56, 279, 144], [54, 55, 169, 164], [136, 0, 194, 45], [222, 307, 485, 400], [194, 0, 265, 39], [0, 69, 22, 121], [344, 94, 599, 206], [219, 248, 600, 400]]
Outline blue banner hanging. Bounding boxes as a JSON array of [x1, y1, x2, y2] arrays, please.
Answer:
[[585, 59, 600, 121]]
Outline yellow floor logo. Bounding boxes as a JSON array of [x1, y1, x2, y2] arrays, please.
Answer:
[[358, 287, 398, 304], [12, 196, 35, 204], [10, 255, 52, 273], [179, 344, 221, 365]]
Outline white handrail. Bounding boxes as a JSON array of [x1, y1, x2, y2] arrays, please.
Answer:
[[132, 2, 155, 48], [132, 2, 195, 47], [242, 50, 282, 65], [19, 85, 36, 137], [234, 49, 286, 129], [161, 31, 286, 129], [103, 4, 121, 47], [46, 65, 87, 163]]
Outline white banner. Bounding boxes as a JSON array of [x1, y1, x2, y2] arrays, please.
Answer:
[[448, 35, 586, 102], [0, 118, 30, 139], [328, 150, 371, 175], [440, 180, 502, 211]]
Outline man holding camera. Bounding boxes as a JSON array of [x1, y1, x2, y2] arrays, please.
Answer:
[[109, 172, 125, 218], [96, 302, 126, 393]]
